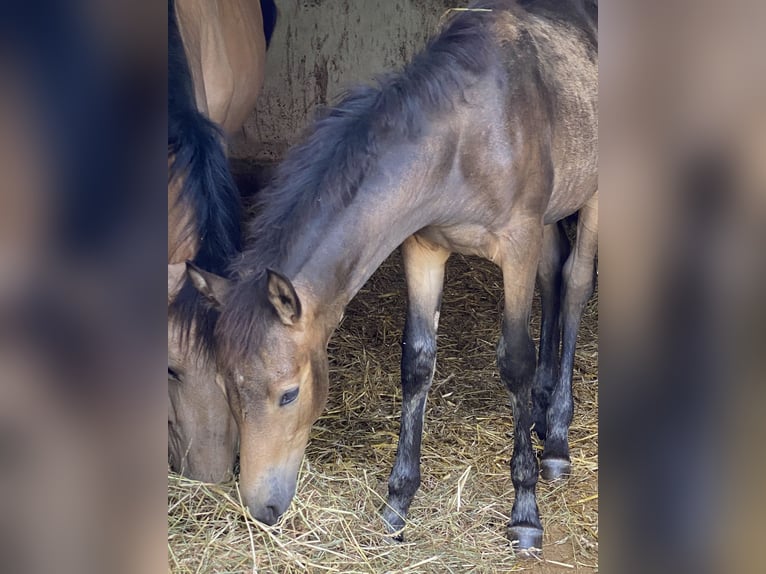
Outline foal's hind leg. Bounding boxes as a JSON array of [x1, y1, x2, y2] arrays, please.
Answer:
[[532, 222, 570, 440], [496, 219, 545, 552], [541, 194, 598, 480], [382, 235, 450, 538]]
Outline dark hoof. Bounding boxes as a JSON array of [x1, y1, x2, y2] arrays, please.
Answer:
[[380, 506, 406, 540], [533, 423, 547, 441], [541, 457, 571, 481], [507, 524, 543, 556]]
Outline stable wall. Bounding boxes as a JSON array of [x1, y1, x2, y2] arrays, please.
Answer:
[[229, 0, 461, 160]]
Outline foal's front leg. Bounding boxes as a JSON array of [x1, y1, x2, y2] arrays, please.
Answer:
[[382, 236, 449, 538], [497, 220, 545, 553]]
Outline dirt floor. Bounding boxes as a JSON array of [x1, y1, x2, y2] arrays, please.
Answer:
[[168, 163, 598, 573]]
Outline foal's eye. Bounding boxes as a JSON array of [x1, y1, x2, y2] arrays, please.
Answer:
[[279, 387, 299, 406], [168, 367, 181, 382]]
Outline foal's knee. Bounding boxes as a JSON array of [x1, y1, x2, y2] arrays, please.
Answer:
[[402, 326, 437, 389], [497, 325, 536, 393]]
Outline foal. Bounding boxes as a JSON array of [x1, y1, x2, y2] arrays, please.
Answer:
[[191, 0, 597, 552]]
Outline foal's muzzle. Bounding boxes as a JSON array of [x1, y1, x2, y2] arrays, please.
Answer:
[[244, 470, 297, 526]]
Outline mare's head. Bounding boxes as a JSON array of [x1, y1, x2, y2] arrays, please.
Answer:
[[168, 263, 238, 482], [188, 264, 330, 525]]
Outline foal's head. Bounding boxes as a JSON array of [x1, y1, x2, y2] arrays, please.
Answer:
[[189, 265, 330, 525]]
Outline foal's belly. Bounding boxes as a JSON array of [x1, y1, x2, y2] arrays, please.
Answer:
[[415, 224, 505, 264]]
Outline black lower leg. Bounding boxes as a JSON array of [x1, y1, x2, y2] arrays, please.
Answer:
[[532, 286, 562, 440], [382, 314, 436, 538], [541, 264, 595, 480], [498, 321, 543, 551], [532, 223, 568, 440], [540, 308, 580, 479]]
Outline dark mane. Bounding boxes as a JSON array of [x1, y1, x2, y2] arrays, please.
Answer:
[[167, 0, 242, 357], [519, 0, 597, 53], [219, 5, 501, 364]]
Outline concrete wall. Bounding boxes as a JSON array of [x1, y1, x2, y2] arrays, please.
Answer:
[[230, 0, 462, 160]]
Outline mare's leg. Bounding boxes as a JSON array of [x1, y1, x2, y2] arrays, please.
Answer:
[[532, 222, 570, 440], [382, 235, 450, 538], [541, 194, 598, 480], [496, 218, 545, 552]]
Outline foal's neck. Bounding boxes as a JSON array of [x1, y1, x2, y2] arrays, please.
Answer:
[[287, 136, 447, 323]]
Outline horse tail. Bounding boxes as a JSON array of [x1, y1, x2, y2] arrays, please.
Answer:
[[168, 0, 242, 275], [260, 0, 279, 49]]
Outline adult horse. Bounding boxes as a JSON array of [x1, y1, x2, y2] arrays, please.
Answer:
[[168, 0, 277, 482], [190, 0, 597, 553]]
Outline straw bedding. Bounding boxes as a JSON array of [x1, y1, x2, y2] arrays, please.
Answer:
[[168, 249, 598, 573]]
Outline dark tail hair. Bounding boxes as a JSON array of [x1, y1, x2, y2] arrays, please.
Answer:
[[260, 0, 279, 49]]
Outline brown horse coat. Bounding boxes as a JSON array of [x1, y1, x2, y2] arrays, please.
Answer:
[[175, 0, 267, 134]]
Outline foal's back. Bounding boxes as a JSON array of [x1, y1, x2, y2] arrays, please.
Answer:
[[489, 0, 597, 221], [518, 0, 597, 220], [416, 1, 597, 257]]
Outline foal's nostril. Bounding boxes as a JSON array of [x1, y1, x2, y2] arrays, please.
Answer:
[[266, 505, 279, 525], [252, 505, 279, 526]]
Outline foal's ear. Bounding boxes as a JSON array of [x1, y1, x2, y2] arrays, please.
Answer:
[[266, 269, 302, 326], [186, 262, 231, 308], [168, 262, 186, 301]]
